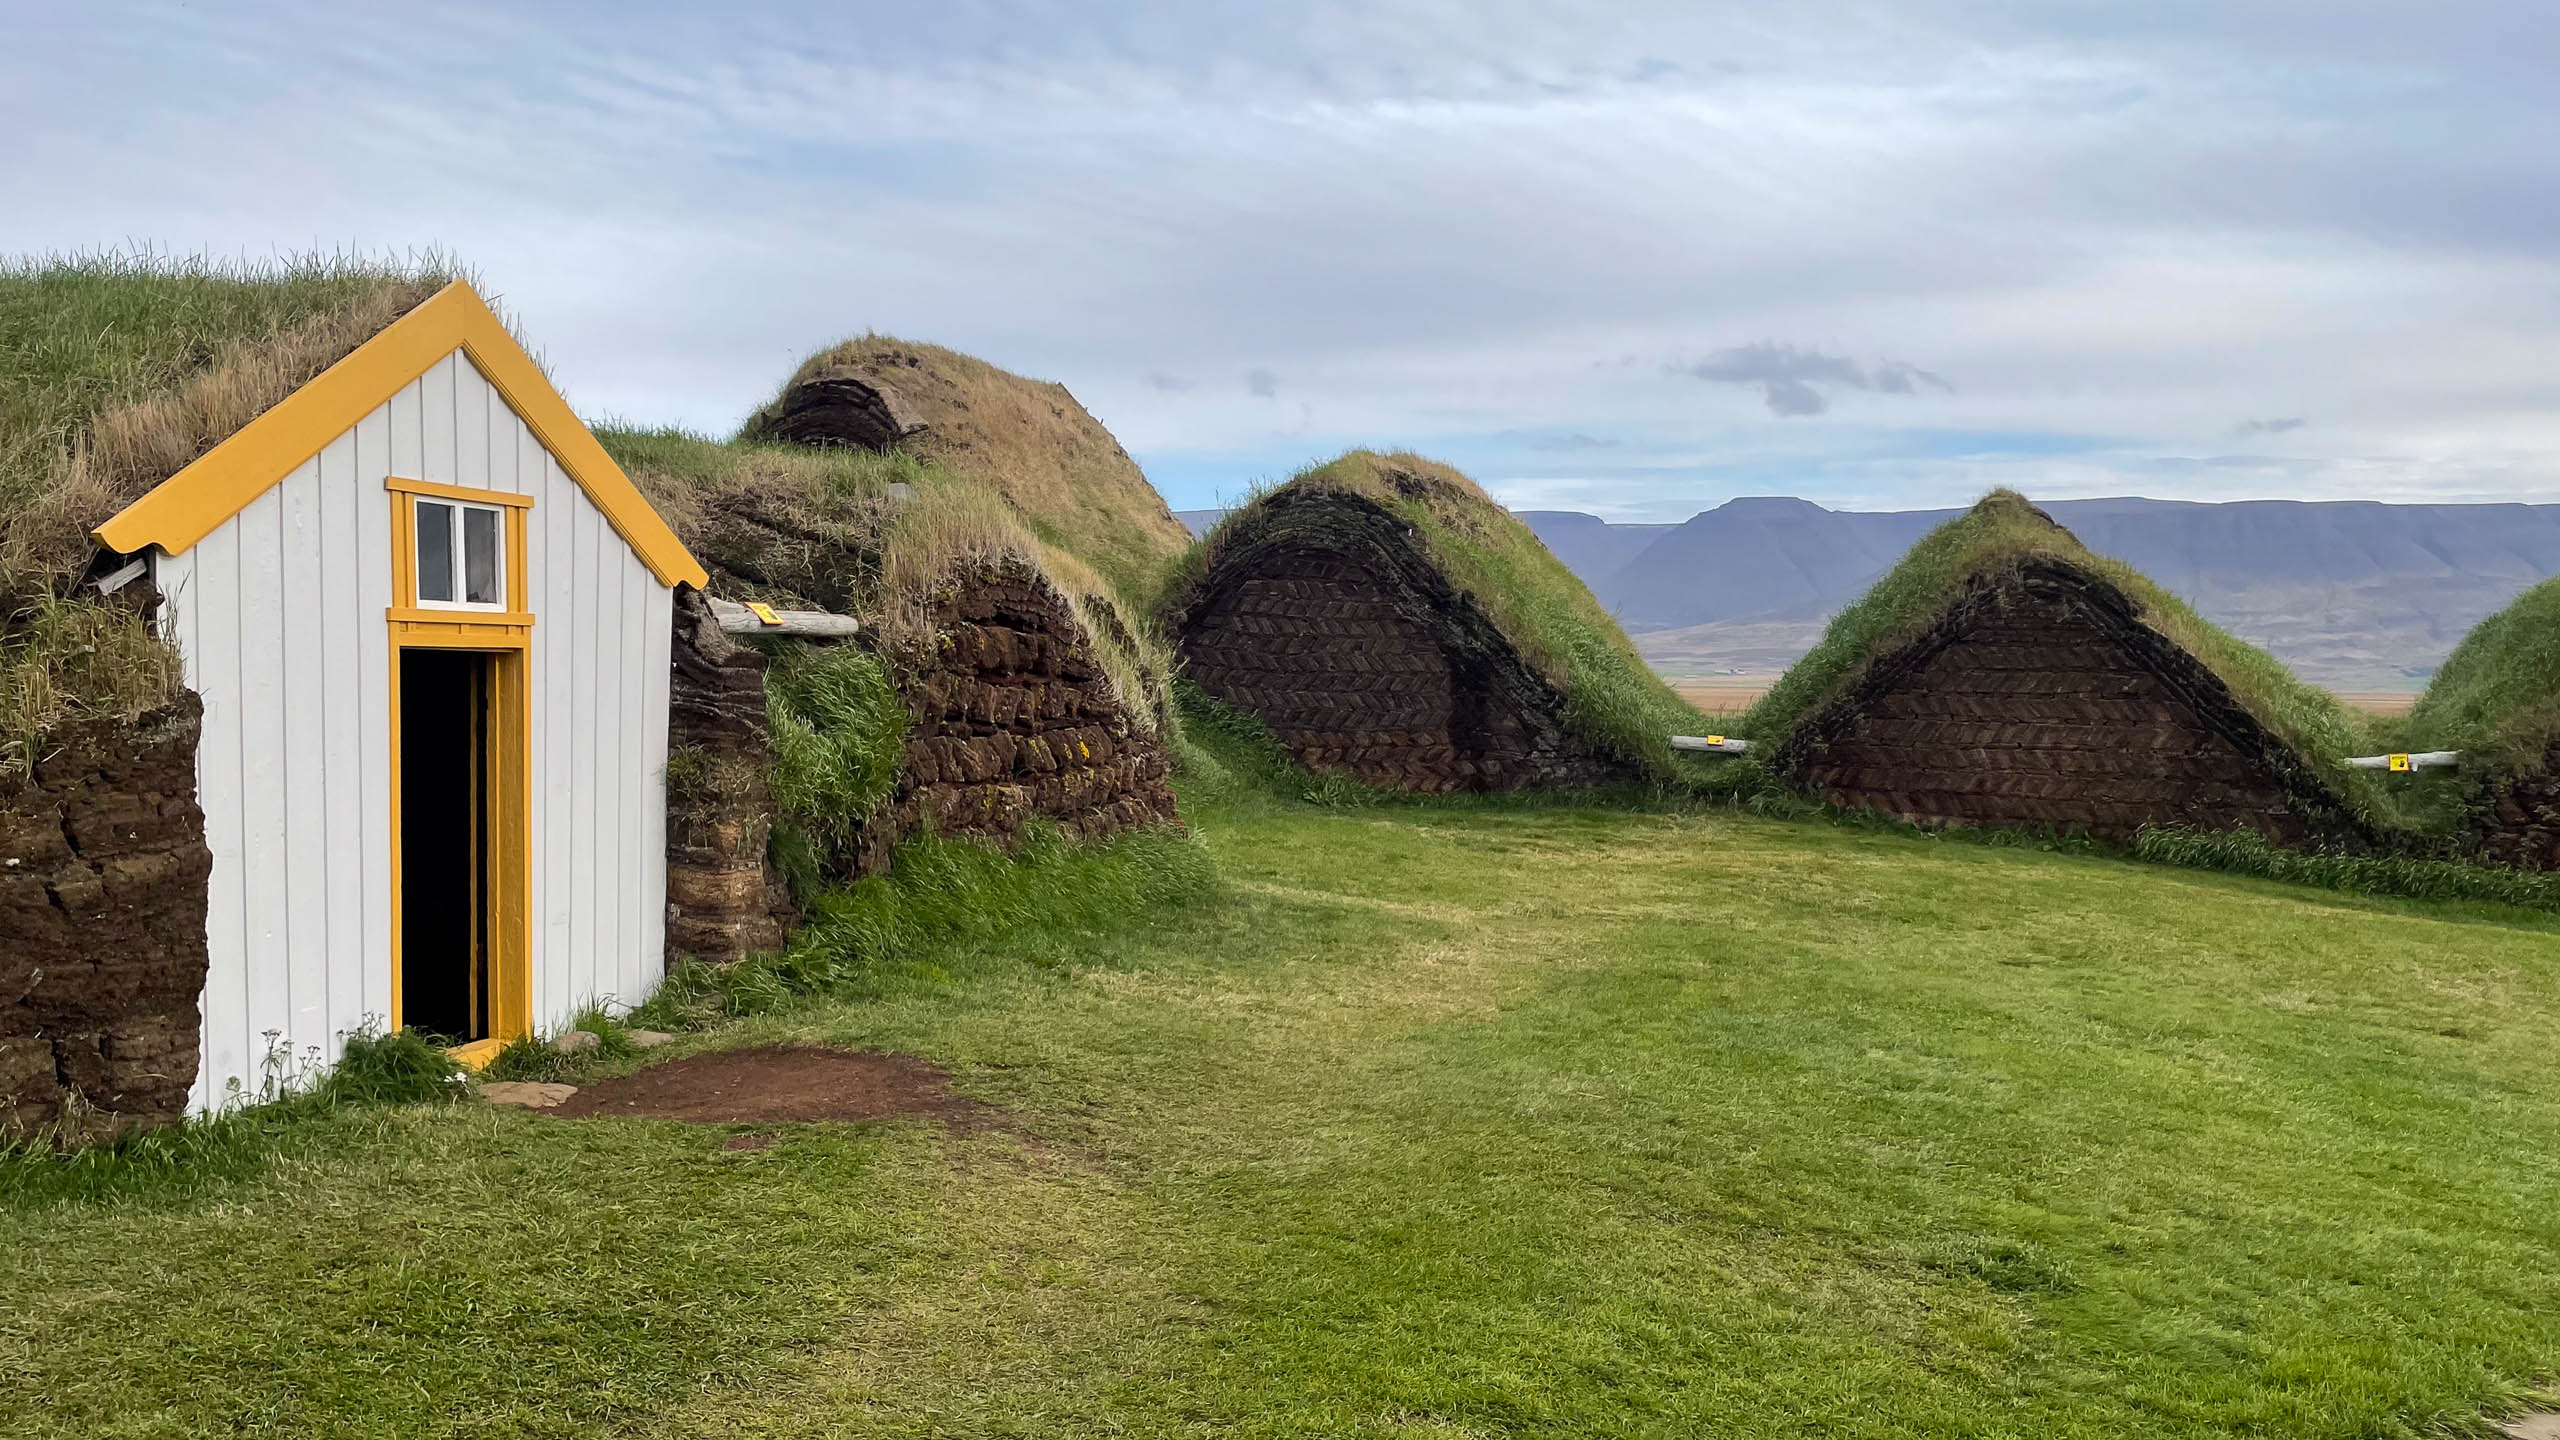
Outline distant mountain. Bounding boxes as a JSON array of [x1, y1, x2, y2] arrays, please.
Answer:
[[1538, 498, 1948, 631], [1509, 510, 1679, 583], [1520, 498, 2560, 692]]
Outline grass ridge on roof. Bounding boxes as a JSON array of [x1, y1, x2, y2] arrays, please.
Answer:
[[1161, 448, 1708, 783], [1, 249, 459, 767], [2408, 576, 2560, 781], [1740, 488, 2401, 828]]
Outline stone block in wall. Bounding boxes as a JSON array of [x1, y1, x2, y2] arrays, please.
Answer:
[[664, 589, 801, 966]]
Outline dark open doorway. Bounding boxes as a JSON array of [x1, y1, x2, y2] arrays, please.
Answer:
[[399, 648, 493, 1042]]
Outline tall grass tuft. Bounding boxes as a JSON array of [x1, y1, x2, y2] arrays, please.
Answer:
[[478, 1005, 638, 1084], [0, 589, 184, 774], [0, 1024, 466, 1208], [628, 823, 1217, 1028], [311, 1027, 470, 1106], [2133, 826, 2560, 912], [1171, 681, 1384, 810], [764, 639, 906, 870]]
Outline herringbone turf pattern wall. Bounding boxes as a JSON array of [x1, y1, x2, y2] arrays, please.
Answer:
[[1180, 554, 1478, 790], [1174, 488, 1635, 793], [1770, 561, 2359, 843]]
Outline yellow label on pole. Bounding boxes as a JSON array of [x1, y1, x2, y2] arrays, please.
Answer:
[[2388, 753, 2411, 772], [746, 601, 783, 627], [1705, 735, 1726, 747]]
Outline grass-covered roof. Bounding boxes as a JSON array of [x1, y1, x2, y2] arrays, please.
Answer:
[[603, 426, 1172, 736], [1742, 489, 2399, 827], [1164, 449, 1707, 783], [739, 336, 1191, 602], [1, 251, 454, 768], [2408, 576, 2560, 780]]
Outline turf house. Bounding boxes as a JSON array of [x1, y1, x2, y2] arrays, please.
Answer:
[[1743, 490, 2377, 844], [2, 263, 707, 1135], [1163, 451, 1703, 793], [2404, 576, 2560, 868], [613, 348, 1183, 967]]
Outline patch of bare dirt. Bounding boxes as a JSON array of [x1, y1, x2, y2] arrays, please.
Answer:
[[550, 1045, 995, 1130]]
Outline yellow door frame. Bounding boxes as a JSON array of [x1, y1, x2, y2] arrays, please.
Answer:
[[386, 476, 535, 1069]]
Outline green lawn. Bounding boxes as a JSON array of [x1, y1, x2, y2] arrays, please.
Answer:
[[11, 794, 2560, 1437]]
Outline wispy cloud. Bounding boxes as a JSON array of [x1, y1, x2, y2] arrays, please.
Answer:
[[1148, 371, 1196, 392], [2231, 416, 2307, 437], [1497, 430, 1621, 451], [1246, 367, 1280, 398], [1674, 342, 1950, 417]]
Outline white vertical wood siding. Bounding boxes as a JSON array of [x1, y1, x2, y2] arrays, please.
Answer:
[[155, 351, 673, 1112]]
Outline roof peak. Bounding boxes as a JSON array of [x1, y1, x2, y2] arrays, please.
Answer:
[[96, 280, 705, 589]]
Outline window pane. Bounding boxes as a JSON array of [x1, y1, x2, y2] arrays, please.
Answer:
[[416, 501, 454, 602], [463, 507, 500, 605]]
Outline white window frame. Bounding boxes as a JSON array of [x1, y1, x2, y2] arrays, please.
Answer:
[[411, 495, 510, 612]]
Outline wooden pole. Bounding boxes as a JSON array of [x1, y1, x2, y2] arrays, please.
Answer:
[[706, 595, 863, 638]]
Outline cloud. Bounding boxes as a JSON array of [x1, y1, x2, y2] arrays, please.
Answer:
[[1869, 361, 1950, 396], [2231, 416, 2308, 437], [1674, 342, 1950, 417], [1497, 430, 1620, 451], [8, 1, 2555, 515]]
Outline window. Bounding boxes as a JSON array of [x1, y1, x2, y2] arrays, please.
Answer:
[[386, 476, 532, 619], [414, 497, 505, 608]]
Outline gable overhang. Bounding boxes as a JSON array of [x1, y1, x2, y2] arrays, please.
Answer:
[[94, 279, 708, 590]]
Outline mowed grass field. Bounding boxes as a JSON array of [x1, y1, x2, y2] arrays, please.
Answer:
[[11, 792, 2560, 1437]]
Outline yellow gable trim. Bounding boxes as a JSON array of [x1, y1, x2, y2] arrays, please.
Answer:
[[94, 280, 708, 590]]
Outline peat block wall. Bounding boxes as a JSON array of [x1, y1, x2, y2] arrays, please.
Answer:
[[1, 698, 211, 1137], [891, 562, 1178, 848], [1175, 491, 1628, 793], [665, 591, 799, 968], [666, 564, 1178, 968], [1773, 563, 2353, 844], [2473, 743, 2560, 869]]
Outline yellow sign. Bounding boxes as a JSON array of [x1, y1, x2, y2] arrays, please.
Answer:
[[1705, 734, 1726, 747], [2388, 753, 2411, 772], [746, 601, 783, 627]]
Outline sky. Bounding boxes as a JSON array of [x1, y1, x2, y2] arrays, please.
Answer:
[[7, 1, 2557, 520]]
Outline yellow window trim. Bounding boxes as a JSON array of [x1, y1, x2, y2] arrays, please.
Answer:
[[94, 279, 706, 590], [387, 474, 537, 508], [387, 608, 537, 628]]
